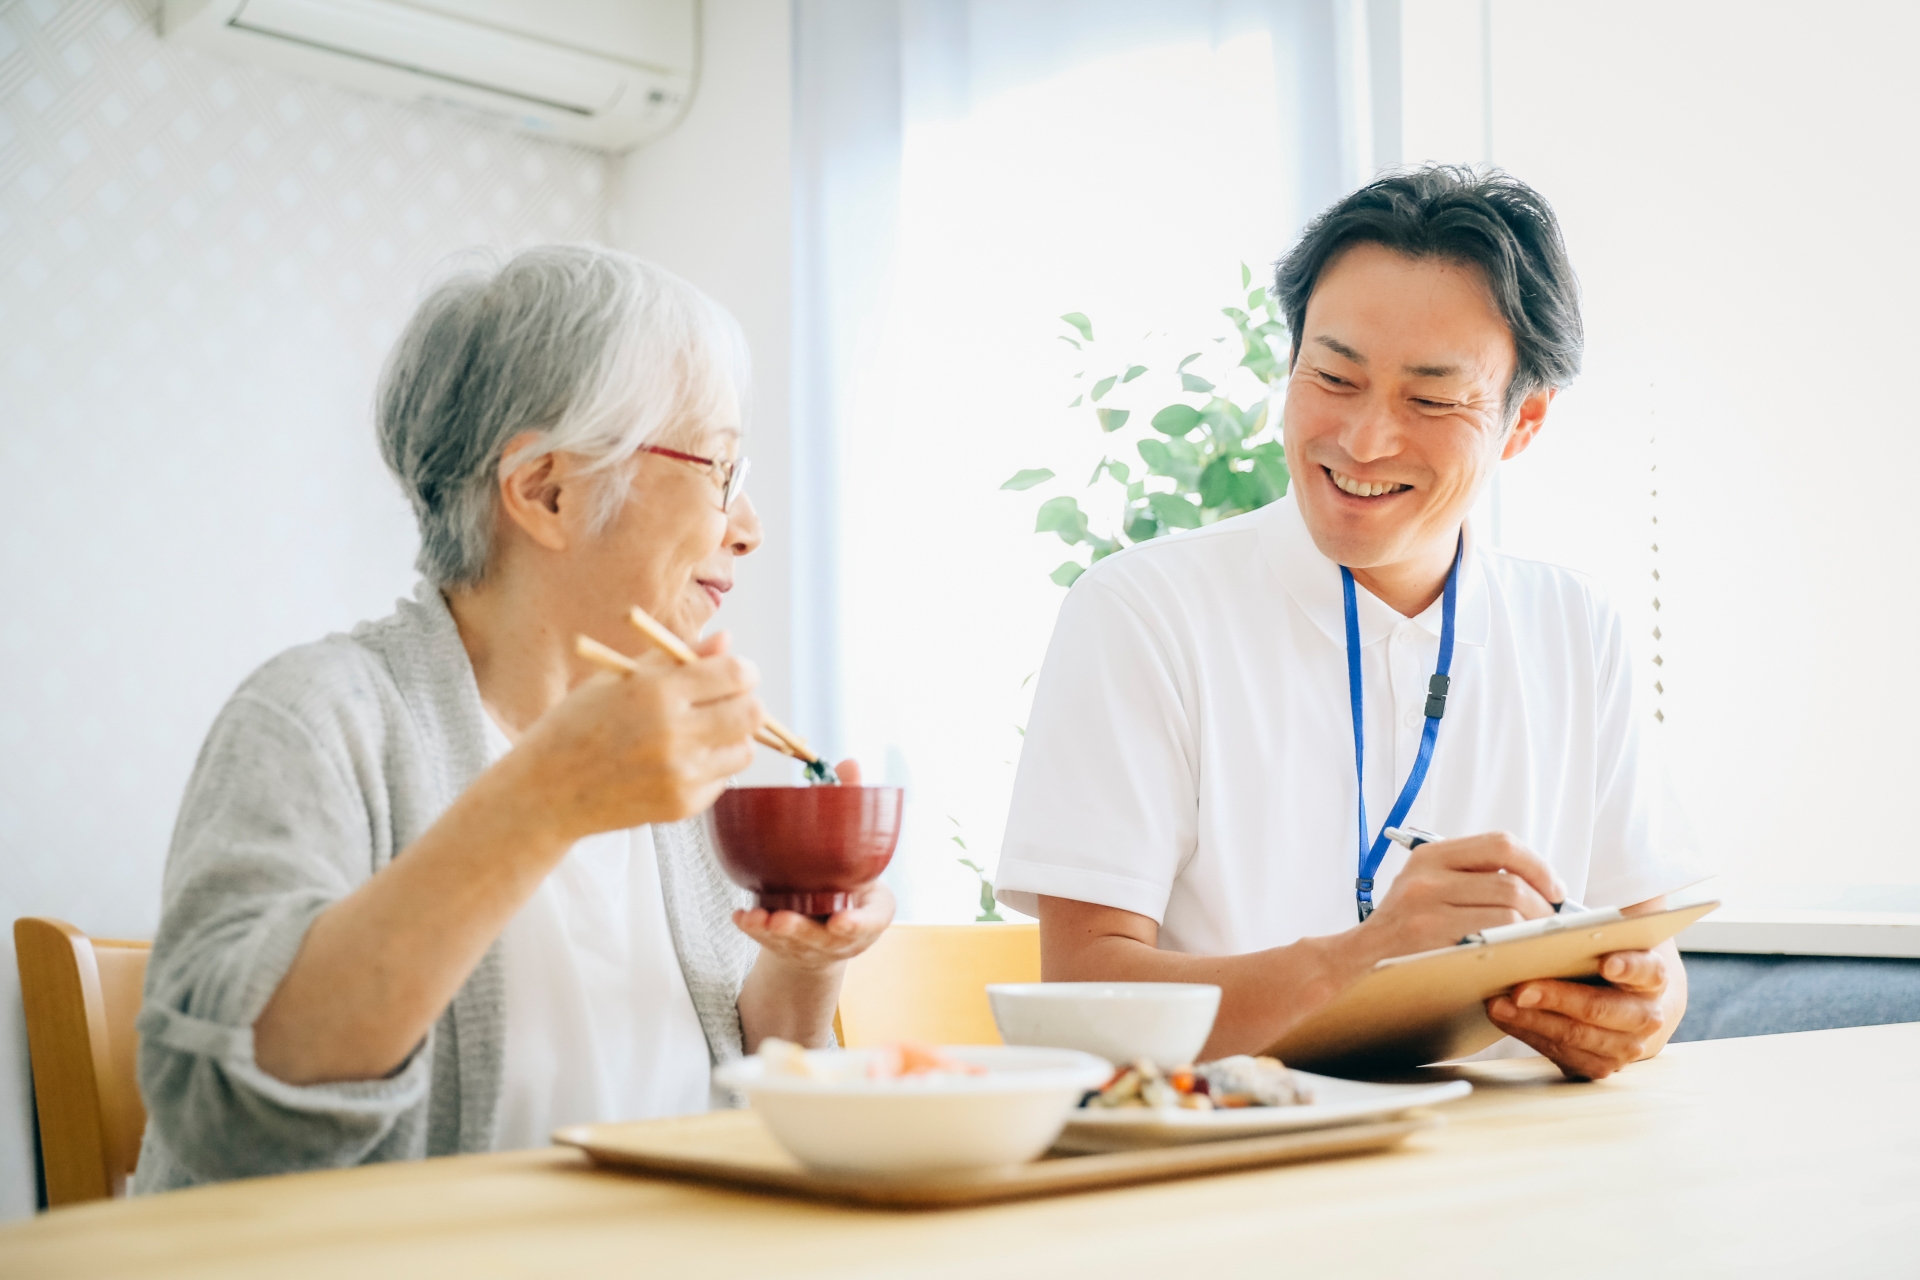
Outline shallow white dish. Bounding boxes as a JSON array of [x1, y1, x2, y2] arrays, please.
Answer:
[[714, 1045, 1111, 1175], [1056, 1072, 1473, 1151], [987, 982, 1221, 1066]]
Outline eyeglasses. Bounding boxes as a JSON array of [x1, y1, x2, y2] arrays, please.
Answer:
[[639, 445, 751, 510]]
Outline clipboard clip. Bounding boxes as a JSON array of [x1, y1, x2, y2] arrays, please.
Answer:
[[1459, 906, 1625, 947]]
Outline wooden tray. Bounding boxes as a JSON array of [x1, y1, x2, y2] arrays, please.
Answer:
[[555, 1108, 1437, 1209]]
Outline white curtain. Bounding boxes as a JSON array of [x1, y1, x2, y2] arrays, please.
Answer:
[[792, 1, 1386, 921]]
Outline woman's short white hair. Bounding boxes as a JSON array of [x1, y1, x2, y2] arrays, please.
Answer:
[[376, 245, 749, 588]]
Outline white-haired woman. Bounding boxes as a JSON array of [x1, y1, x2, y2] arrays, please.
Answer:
[[132, 246, 892, 1191]]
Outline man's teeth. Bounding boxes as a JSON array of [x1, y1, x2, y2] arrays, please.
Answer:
[[1330, 470, 1407, 498]]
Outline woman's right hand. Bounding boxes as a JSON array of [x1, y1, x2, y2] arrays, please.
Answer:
[[513, 631, 762, 840]]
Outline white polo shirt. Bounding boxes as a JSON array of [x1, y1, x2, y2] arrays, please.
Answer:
[[996, 492, 1699, 957]]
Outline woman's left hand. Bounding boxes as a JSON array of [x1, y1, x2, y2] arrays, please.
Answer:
[[732, 879, 895, 973]]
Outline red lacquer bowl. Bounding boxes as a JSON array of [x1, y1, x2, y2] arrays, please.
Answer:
[[709, 785, 904, 915]]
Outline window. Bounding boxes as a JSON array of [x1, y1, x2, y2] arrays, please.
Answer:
[[796, 0, 1920, 920]]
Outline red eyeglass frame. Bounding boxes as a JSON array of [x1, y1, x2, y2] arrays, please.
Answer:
[[639, 445, 750, 510]]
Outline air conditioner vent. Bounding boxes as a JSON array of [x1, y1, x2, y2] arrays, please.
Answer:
[[163, 0, 696, 152]]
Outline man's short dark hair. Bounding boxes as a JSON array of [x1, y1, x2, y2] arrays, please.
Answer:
[[1272, 165, 1583, 421]]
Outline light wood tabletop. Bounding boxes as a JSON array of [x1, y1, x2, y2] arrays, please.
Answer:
[[4, 1023, 1916, 1279]]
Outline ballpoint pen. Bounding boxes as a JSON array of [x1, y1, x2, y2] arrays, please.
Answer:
[[1380, 825, 1590, 914]]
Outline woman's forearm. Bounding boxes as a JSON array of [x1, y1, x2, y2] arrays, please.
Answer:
[[252, 750, 571, 1085], [736, 955, 845, 1052]]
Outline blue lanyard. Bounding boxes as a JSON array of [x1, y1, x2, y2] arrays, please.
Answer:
[[1342, 536, 1462, 923]]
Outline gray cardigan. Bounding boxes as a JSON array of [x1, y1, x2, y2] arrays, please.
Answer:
[[132, 585, 757, 1192]]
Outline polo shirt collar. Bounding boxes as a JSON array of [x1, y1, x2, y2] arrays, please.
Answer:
[[1256, 491, 1492, 649]]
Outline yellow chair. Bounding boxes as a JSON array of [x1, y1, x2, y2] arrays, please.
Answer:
[[835, 923, 1041, 1047], [14, 918, 150, 1206]]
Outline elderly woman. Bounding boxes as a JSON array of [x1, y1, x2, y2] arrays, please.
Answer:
[[132, 246, 892, 1190]]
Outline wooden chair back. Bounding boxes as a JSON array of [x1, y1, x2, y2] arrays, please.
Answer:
[[835, 923, 1041, 1047], [14, 918, 150, 1205]]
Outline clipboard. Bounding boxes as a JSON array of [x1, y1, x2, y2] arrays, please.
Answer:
[[1266, 900, 1718, 1074]]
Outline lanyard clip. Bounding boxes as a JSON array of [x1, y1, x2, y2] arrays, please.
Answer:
[[1424, 673, 1451, 720]]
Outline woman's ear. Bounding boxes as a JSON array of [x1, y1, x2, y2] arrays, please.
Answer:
[[497, 433, 572, 553]]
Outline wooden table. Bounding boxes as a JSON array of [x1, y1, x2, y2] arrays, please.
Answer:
[[5, 1023, 1917, 1279]]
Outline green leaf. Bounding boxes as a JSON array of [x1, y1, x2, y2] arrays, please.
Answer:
[[1138, 437, 1202, 486], [1035, 495, 1090, 544], [1096, 407, 1130, 433], [1230, 468, 1274, 511], [1125, 479, 1145, 501], [1177, 351, 1203, 372], [1124, 509, 1162, 542], [1248, 286, 1267, 313], [1105, 459, 1130, 484], [1151, 404, 1203, 437], [1221, 306, 1250, 329], [1148, 491, 1203, 529], [1068, 395, 1083, 408], [958, 856, 983, 874], [1000, 468, 1055, 491], [1136, 438, 1173, 475], [1198, 456, 1235, 508], [977, 880, 1003, 922], [1057, 335, 1082, 350], [1121, 364, 1148, 383], [949, 833, 967, 849], [1091, 374, 1117, 401], [1087, 457, 1110, 487], [1240, 261, 1252, 288], [1181, 372, 1215, 394], [1060, 312, 1094, 342], [1049, 561, 1086, 587], [1203, 402, 1245, 449], [1251, 444, 1290, 500], [1240, 335, 1280, 383]]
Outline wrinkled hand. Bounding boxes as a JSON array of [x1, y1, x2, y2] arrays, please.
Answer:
[[517, 631, 762, 840], [1363, 832, 1566, 959], [1487, 948, 1671, 1081], [733, 877, 895, 974]]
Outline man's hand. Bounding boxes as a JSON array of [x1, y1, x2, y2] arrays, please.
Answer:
[[1486, 945, 1677, 1080], [1361, 832, 1567, 961]]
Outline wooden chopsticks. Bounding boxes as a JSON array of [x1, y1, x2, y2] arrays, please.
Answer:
[[623, 606, 824, 766], [573, 634, 799, 761], [572, 606, 832, 781]]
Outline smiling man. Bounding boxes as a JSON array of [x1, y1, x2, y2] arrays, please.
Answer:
[[995, 167, 1699, 1081]]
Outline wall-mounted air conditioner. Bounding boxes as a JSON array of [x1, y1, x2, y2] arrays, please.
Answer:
[[162, 0, 698, 153]]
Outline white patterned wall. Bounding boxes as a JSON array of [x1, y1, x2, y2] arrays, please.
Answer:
[[0, 0, 612, 1218]]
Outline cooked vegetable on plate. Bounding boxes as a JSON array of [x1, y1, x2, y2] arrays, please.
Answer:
[[1081, 1055, 1313, 1111]]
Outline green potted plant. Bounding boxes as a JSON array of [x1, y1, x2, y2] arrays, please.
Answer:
[[956, 268, 1296, 921], [1002, 264, 1294, 586]]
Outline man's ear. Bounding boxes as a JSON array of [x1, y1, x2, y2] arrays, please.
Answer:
[[497, 434, 571, 553], [1501, 387, 1555, 461]]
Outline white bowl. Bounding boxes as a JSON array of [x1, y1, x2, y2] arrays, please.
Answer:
[[987, 982, 1221, 1066], [713, 1045, 1110, 1175]]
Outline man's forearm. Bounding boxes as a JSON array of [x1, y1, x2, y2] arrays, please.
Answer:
[[1039, 899, 1381, 1059]]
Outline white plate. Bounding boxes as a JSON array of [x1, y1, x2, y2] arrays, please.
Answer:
[[1055, 1072, 1472, 1151]]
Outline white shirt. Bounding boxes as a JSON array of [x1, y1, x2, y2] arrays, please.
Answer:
[[483, 718, 713, 1150], [996, 492, 1699, 957]]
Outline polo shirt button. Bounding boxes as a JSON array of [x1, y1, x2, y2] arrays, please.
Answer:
[[1404, 709, 1422, 728]]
